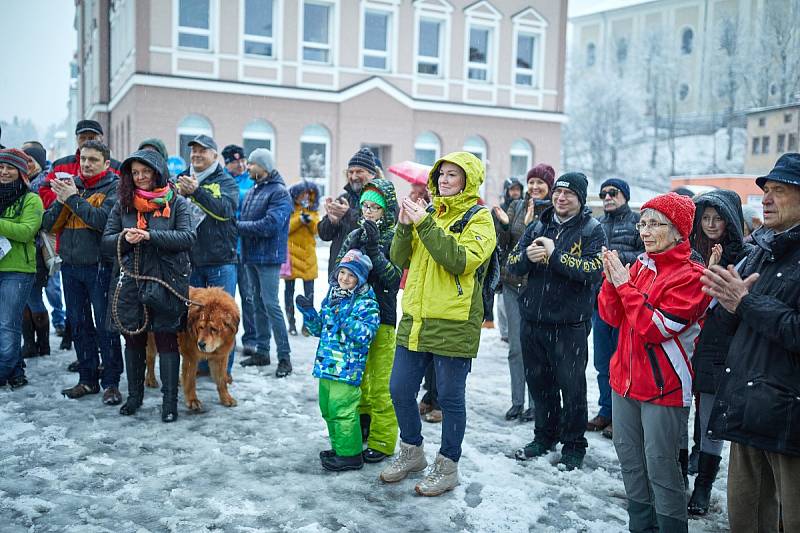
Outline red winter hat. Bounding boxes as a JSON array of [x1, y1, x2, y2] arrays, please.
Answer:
[[641, 192, 696, 240]]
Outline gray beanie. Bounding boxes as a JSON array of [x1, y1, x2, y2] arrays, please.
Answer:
[[248, 148, 275, 173]]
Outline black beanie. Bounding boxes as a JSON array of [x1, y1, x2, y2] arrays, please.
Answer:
[[347, 148, 377, 175], [553, 172, 589, 206], [23, 146, 47, 171]]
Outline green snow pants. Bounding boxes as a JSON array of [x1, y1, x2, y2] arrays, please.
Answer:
[[359, 324, 398, 455], [319, 378, 362, 457]]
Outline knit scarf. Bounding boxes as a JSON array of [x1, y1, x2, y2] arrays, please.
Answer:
[[328, 285, 354, 306], [192, 163, 218, 184], [133, 186, 174, 229], [0, 179, 28, 216]]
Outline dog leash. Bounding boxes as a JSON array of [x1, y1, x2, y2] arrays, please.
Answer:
[[111, 233, 204, 336]]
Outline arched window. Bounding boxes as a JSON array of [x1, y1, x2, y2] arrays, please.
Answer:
[[177, 114, 213, 163], [509, 139, 533, 178], [414, 131, 441, 166], [242, 119, 275, 156], [586, 42, 596, 67], [463, 135, 487, 162], [300, 124, 331, 197], [681, 28, 693, 54]]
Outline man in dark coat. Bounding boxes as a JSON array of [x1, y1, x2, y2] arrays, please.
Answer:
[[177, 135, 239, 375], [587, 178, 642, 438], [507, 172, 607, 471], [318, 148, 377, 275], [237, 149, 294, 378], [703, 153, 800, 532]]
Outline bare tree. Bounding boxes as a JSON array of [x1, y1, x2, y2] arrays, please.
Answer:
[[716, 15, 741, 160]]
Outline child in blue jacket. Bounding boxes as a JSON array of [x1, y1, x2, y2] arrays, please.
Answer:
[[296, 249, 380, 471]]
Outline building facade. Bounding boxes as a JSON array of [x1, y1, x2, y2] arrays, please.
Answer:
[[75, 0, 568, 199], [744, 102, 800, 175]]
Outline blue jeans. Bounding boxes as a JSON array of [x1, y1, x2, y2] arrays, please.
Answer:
[[390, 345, 472, 462], [0, 272, 35, 382], [190, 264, 237, 373], [62, 263, 123, 389], [45, 272, 66, 328], [237, 261, 266, 352], [592, 310, 619, 420], [241, 263, 291, 361]]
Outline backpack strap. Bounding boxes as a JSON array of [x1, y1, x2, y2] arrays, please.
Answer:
[[450, 204, 485, 234]]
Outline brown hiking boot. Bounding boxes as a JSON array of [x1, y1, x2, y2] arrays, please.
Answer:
[[102, 387, 122, 406], [424, 409, 443, 423], [418, 400, 432, 416], [62, 383, 100, 399], [587, 414, 611, 431], [602, 424, 613, 439]]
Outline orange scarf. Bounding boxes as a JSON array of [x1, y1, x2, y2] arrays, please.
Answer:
[[133, 186, 173, 229]]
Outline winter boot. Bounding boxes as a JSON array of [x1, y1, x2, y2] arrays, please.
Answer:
[[678, 448, 690, 490], [59, 319, 73, 351], [159, 352, 180, 423], [321, 453, 364, 471], [21, 308, 37, 358], [415, 454, 459, 496], [687, 452, 722, 516], [380, 442, 428, 483], [515, 440, 553, 461], [32, 312, 51, 356], [120, 346, 146, 416]]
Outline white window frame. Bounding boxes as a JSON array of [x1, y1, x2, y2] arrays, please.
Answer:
[[176, 0, 215, 52], [509, 139, 533, 177], [415, 16, 446, 78], [301, 0, 336, 65], [510, 7, 548, 103], [242, 119, 276, 155], [241, 0, 277, 59], [414, 131, 441, 165], [463, 2, 500, 85], [177, 114, 214, 164], [300, 125, 332, 197], [359, 2, 398, 72]]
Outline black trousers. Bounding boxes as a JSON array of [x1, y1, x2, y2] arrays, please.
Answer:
[[521, 320, 590, 454]]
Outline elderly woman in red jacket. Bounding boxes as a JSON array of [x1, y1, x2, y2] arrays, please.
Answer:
[[598, 192, 710, 533]]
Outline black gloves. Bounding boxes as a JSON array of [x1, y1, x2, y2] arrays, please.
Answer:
[[295, 295, 314, 311], [362, 220, 380, 249]]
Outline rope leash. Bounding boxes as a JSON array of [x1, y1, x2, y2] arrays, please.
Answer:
[[111, 232, 203, 336]]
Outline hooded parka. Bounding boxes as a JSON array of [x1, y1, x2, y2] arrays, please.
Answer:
[[390, 152, 496, 358], [284, 181, 320, 280], [102, 150, 196, 333]]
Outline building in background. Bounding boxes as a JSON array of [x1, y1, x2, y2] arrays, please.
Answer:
[[744, 101, 800, 175], [74, 0, 568, 200]]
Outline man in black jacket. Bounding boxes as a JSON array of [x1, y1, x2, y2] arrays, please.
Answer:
[[507, 172, 607, 471], [703, 153, 800, 532], [318, 148, 377, 275], [587, 178, 642, 438], [177, 135, 239, 376]]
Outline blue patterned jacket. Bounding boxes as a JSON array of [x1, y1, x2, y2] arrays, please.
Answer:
[[299, 283, 380, 386]]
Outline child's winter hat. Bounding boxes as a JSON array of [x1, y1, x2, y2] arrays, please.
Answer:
[[337, 249, 373, 287], [360, 188, 387, 211]]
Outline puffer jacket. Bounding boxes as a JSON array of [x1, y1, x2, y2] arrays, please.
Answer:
[[599, 240, 711, 407], [42, 170, 118, 265], [506, 206, 606, 324], [391, 152, 496, 358], [102, 151, 196, 333], [497, 196, 551, 289], [0, 193, 43, 274], [337, 178, 401, 327], [690, 189, 754, 394], [237, 170, 293, 265], [300, 282, 380, 386], [318, 183, 363, 275], [284, 181, 320, 280], [178, 163, 238, 267], [708, 224, 800, 456], [598, 203, 642, 266]]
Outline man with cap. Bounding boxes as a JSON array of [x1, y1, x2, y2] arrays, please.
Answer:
[[236, 148, 294, 377], [176, 134, 239, 377], [318, 148, 378, 275], [703, 153, 800, 532], [41, 120, 121, 210], [587, 178, 642, 438], [507, 172, 607, 471]]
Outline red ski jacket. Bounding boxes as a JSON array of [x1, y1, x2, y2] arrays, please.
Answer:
[[41, 149, 120, 208], [599, 240, 710, 408]]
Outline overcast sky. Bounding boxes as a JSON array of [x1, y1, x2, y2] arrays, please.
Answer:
[[0, 1, 76, 133]]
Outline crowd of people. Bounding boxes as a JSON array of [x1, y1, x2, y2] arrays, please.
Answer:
[[0, 118, 798, 531]]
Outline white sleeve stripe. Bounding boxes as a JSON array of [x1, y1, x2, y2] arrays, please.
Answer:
[[651, 313, 671, 337]]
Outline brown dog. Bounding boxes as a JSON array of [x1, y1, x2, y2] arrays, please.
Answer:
[[144, 287, 240, 410]]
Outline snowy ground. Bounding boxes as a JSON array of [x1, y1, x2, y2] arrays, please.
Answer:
[[0, 246, 730, 532]]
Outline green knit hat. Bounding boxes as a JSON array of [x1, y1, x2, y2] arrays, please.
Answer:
[[360, 189, 386, 211]]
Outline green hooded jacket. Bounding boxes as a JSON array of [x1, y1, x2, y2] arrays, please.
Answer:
[[391, 152, 496, 357]]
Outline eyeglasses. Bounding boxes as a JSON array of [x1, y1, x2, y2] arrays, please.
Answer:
[[599, 189, 619, 199], [361, 203, 383, 213], [636, 221, 671, 232]]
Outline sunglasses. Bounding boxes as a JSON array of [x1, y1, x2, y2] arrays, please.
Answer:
[[599, 189, 619, 199]]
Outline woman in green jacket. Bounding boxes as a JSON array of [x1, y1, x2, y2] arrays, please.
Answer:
[[0, 149, 44, 389], [379, 152, 496, 496]]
